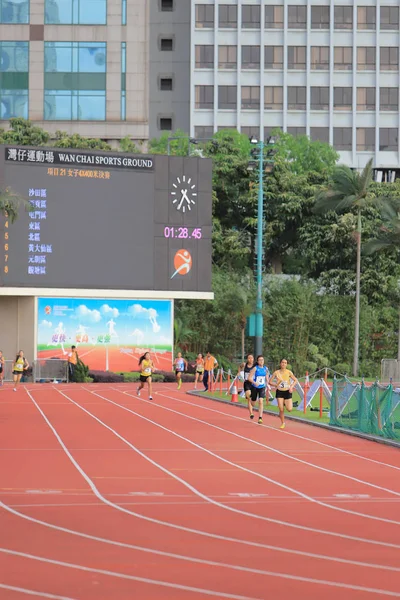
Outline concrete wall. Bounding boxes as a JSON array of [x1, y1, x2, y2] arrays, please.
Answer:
[[0, 296, 36, 362], [149, 0, 191, 138]]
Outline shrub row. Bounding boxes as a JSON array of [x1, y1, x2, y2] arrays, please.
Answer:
[[87, 370, 197, 383]]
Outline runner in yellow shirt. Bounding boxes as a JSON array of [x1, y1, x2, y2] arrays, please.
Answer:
[[269, 359, 299, 429], [137, 351, 155, 400], [12, 350, 29, 392]]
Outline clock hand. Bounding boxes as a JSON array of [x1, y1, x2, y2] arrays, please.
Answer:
[[177, 189, 188, 210]]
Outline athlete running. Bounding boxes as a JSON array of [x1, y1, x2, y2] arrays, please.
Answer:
[[248, 355, 269, 424], [194, 353, 205, 389], [174, 352, 188, 390], [238, 353, 254, 412], [137, 351, 155, 400], [269, 358, 299, 429], [12, 350, 29, 392]]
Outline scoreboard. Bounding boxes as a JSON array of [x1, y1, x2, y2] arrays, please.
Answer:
[[0, 146, 213, 297]]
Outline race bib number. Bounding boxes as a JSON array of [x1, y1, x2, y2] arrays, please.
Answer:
[[144, 367, 151, 374], [256, 376, 266, 386]]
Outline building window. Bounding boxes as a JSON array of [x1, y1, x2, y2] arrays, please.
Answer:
[[242, 126, 259, 138], [219, 4, 237, 28], [44, 42, 106, 121], [334, 47, 352, 70], [45, 0, 106, 24], [161, 0, 173, 11], [159, 117, 172, 130], [195, 45, 214, 69], [218, 85, 237, 109], [311, 6, 330, 29], [287, 86, 306, 110], [160, 38, 174, 51], [357, 87, 376, 111], [288, 46, 306, 70], [241, 86, 260, 109], [121, 42, 126, 121], [358, 6, 376, 30], [357, 128, 375, 151], [381, 7, 399, 31], [380, 128, 398, 151], [218, 45, 237, 69], [195, 4, 214, 28], [333, 87, 352, 110], [265, 5, 283, 29], [242, 5, 260, 28], [159, 77, 173, 91], [194, 126, 214, 139], [311, 87, 329, 110], [357, 47, 376, 71], [310, 127, 329, 143], [311, 47, 330, 70], [264, 86, 283, 109], [334, 6, 352, 29], [122, 0, 126, 24], [195, 85, 214, 109], [380, 47, 399, 71], [0, 41, 29, 119], [0, 0, 29, 23], [242, 46, 260, 69], [288, 5, 306, 29], [334, 128, 352, 150], [265, 46, 283, 69], [380, 88, 399, 111], [287, 127, 306, 136]]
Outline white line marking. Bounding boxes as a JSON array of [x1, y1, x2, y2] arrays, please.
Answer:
[[48, 387, 400, 550], [169, 390, 400, 471], [0, 548, 259, 600], [0, 584, 77, 599], [105, 387, 400, 527], [333, 494, 371, 499]]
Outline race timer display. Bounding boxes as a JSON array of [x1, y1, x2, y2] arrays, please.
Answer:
[[0, 146, 212, 294]]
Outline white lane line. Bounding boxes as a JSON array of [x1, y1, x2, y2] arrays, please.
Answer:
[[163, 389, 400, 471], [156, 392, 400, 499], [96, 387, 400, 527], [2, 546, 400, 598], [0, 547, 259, 600], [0, 584, 77, 600], [48, 387, 400, 551]]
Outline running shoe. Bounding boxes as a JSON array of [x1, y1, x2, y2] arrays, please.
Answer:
[[136, 387, 141, 396], [149, 396, 153, 400], [258, 417, 263, 424], [280, 423, 286, 429], [178, 380, 182, 390], [250, 414, 254, 420]]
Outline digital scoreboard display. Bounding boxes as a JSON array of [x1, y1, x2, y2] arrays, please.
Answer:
[[0, 146, 213, 295]]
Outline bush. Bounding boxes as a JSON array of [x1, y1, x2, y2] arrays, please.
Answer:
[[88, 370, 124, 383], [333, 363, 352, 376], [73, 359, 90, 383], [120, 372, 164, 383], [302, 361, 317, 375]]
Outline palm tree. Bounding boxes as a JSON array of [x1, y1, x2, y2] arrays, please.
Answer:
[[0, 186, 31, 223], [313, 158, 375, 377]]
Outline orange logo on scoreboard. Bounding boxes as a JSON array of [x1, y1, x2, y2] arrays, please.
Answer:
[[171, 249, 192, 279], [45, 305, 52, 315]]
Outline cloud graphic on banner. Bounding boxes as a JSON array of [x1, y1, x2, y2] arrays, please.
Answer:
[[129, 328, 145, 343], [40, 319, 53, 328], [100, 304, 120, 318], [128, 304, 160, 333], [75, 304, 101, 323]]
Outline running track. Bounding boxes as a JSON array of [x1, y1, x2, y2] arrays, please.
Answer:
[[1, 383, 400, 600]]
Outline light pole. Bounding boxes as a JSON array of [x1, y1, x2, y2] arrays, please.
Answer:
[[248, 136, 276, 358]]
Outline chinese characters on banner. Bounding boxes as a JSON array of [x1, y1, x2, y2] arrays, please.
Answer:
[[28, 188, 52, 276], [7, 148, 55, 164]]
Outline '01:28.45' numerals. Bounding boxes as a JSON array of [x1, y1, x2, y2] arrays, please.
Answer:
[[163, 227, 202, 240]]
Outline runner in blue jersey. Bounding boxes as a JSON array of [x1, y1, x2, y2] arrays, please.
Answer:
[[174, 352, 188, 390], [248, 355, 269, 424]]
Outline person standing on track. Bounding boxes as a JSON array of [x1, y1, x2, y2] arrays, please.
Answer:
[[0, 350, 5, 386], [269, 359, 299, 429], [174, 352, 188, 390], [67, 345, 79, 382], [194, 353, 205, 389], [12, 350, 29, 392], [248, 355, 269, 424], [137, 351, 155, 400], [203, 351, 218, 392], [238, 354, 254, 412]]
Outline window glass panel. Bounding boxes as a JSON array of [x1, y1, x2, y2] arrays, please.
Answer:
[[334, 46, 353, 70], [334, 87, 352, 110], [311, 87, 329, 109], [357, 87, 376, 110], [45, 0, 107, 25], [287, 86, 306, 109], [265, 46, 283, 69], [196, 45, 214, 68], [195, 126, 214, 138], [195, 4, 214, 28], [195, 85, 214, 109], [288, 5, 306, 28], [358, 6, 376, 30], [242, 4, 260, 28], [357, 47, 376, 70], [287, 127, 306, 136], [334, 6, 352, 29], [310, 127, 329, 143], [311, 46, 329, 70], [311, 6, 330, 29], [0, 41, 29, 119], [218, 45, 237, 69], [264, 86, 283, 109], [380, 47, 399, 71], [380, 128, 398, 151], [242, 45, 260, 68], [334, 127, 352, 150], [0, 0, 29, 23], [288, 46, 306, 69], [241, 86, 259, 109], [218, 85, 237, 109], [265, 5, 283, 28], [380, 87, 399, 111], [357, 128, 375, 151], [219, 4, 237, 28], [381, 6, 399, 30]]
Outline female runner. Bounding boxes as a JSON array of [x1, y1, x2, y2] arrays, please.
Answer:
[[13, 350, 29, 392], [270, 358, 299, 429], [248, 355, 269, 424], [174, 352, 188, 390], [137, 351, 155, 400], [194, 353, 205, 389]]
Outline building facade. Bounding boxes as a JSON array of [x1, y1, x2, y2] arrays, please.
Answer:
[[191, 0, 400, 174]]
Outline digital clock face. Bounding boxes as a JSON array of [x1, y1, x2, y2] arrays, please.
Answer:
[[163, 226, 202, 240]]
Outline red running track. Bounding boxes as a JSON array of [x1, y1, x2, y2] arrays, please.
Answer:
[[1, 382, 400, 600]]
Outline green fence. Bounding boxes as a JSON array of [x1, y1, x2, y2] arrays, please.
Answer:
[[330, 377, 400, 441]]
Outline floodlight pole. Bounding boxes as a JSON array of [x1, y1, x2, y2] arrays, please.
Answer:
[[255, 139, 264, 358]]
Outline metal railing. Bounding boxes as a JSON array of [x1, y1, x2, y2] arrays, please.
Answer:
[[33, 359, 69, 382]]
